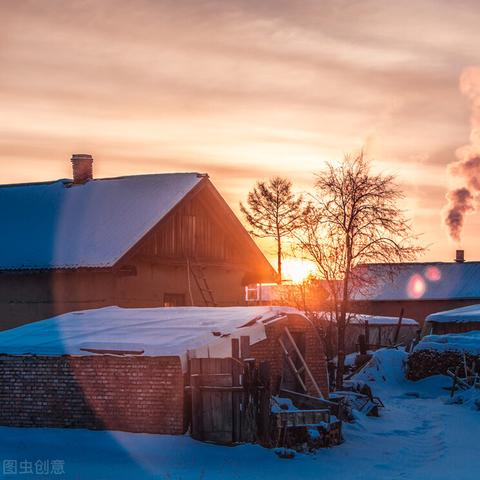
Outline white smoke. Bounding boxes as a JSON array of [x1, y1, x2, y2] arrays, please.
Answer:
[[444, 67, 480, 242]]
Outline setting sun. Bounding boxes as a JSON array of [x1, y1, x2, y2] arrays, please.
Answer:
[[281, 258, 317, 284]]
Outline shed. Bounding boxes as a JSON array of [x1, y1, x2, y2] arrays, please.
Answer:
[[0, 306, 328, 434], [424, 304, 480, 335], [316, 313, 419, 354]]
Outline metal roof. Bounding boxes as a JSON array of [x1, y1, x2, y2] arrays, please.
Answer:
[[353, 262, 480, 301], [0, 173, 204, 270]]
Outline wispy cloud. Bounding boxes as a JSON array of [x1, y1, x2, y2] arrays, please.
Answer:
[[2, 0, 480, 259]]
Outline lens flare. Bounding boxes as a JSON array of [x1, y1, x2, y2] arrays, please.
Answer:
[[425, 266, 442, 282], [406, 273, 426, 299]]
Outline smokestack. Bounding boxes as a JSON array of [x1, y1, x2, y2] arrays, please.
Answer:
[[455, 249, 465, 263], [71, 154, 93, 184]]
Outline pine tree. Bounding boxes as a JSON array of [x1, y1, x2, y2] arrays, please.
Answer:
[[241, 177, 302, 283]]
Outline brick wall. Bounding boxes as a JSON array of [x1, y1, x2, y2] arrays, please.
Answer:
[[250, 314, 329, 398], [0, 355, 185, 434]]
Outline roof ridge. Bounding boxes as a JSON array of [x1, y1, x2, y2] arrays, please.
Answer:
[[0, 172, 208, 189], [0, 179, 69, 189]]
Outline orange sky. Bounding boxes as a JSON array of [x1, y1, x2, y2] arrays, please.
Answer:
[[2, 0, 480, 263]]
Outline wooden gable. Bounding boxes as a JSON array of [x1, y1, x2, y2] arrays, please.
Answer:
[[120, 179, 275, 280]]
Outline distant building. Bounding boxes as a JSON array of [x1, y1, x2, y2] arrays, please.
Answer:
[[351, 253, 480, 325], [0, 306, 328, 435], [0, 154, 275, 329], [424, 304, 480, 335]]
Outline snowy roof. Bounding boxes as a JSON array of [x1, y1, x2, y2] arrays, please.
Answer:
[[348, 314, 418, 326], [353, 262, 480, 301], [414, 330, 480, 355], [426, 304, 480, 324], [0, 173, 204, 270], [320, 312, 417, 326], [0, 306, 298, 362]]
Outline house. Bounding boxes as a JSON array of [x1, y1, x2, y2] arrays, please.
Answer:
[[423, 304, 480, 335], [350, 252, 480, 325], [0, 306, 328, 435], [0, 154, 275, 329]]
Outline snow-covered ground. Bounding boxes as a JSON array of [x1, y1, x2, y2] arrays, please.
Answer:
[[2, 349, 479, 479]]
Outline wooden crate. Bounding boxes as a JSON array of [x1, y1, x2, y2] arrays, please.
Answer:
[[274, 409, 330, 428]]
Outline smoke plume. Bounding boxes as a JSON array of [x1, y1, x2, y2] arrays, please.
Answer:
[[444, 187, 474, 242], [444, 67, 480, 242]]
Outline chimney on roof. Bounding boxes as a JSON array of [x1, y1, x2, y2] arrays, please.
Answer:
[[71, 154, 93, 184], [455, 249, 465, 263]]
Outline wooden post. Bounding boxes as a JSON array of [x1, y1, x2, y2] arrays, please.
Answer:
[[364, 320, 370, 350], [358, 334, 367, 355], [231, 338, 241, 443], [258, 361, 271, 446], [451, 365, 460, 398], [393, 308, 404, 345], [191, 374, 203, 440]]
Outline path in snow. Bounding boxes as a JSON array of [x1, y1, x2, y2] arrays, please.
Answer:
[[1, 349, 479, 479]]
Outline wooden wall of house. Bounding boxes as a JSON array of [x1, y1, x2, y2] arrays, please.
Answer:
[[0, 270, 116, 330]]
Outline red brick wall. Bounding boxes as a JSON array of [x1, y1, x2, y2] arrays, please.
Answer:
[[0, 355, 185, 434], [250, 314, 329, 397]]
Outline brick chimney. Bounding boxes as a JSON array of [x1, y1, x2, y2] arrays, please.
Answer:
[[71, 154, 93, 184], [455, 249, 465, 263]]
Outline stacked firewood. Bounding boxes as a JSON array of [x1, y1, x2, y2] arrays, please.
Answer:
[[407, 350, 480, 380]]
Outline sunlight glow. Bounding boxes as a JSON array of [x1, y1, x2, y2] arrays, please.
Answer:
[[282, 259, 317, 284]]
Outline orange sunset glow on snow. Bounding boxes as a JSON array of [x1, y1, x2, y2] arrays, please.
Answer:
[[2, 1, 480, 263]]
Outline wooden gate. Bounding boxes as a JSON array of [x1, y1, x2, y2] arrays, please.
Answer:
[[189, 337, 271, 444]]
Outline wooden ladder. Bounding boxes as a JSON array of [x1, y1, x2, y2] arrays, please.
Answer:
[[278, 326, 324, 399], [187, 257, 217, 307]]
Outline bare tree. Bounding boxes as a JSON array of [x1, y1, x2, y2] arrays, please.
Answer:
[[296, 152, 423, 388], [240, 177, 302, 283]]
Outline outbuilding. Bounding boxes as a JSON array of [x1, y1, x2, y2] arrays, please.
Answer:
[[0, 306, 328, 435], [423, 304, 480, 335]]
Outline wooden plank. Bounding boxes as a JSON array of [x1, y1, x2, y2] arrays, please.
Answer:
[[284, 327, 323, 398], [190, 358, 201, 375], [199, 386, 243, 391], [258, 361, 271, 445], [240, 336, 250, 359], [199, 374, 232, 387]]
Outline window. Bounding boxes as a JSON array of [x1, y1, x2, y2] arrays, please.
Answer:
[[163, 293, 186, 307]]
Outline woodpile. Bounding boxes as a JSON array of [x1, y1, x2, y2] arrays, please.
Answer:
[[407, 350, 480, 380]]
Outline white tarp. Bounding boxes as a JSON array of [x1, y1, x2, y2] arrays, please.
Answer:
[[0, 306, 299, 369]]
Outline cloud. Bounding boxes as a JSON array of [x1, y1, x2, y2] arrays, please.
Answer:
[[2, 1, 480, 259]]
